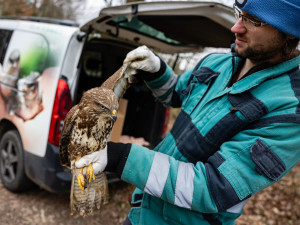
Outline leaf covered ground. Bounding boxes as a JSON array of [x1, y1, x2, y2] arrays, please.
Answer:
[[236, 163, 300, 225], [0, 162, 299, 225]]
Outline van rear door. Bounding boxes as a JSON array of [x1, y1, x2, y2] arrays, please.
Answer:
[[80, 1, 235, 54]]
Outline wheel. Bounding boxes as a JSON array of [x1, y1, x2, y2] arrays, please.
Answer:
[[0, 130, 33, 192]]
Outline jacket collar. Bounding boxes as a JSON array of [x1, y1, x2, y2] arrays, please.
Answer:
[[230, 52, 300, 94]]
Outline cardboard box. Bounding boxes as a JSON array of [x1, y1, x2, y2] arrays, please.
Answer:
[[110, 98, 128, 142]]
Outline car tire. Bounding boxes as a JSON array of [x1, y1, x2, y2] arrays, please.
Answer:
[[0, 130, 34, 192]]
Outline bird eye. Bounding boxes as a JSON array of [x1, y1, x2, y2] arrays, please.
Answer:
[[96, 103, 106, 110]]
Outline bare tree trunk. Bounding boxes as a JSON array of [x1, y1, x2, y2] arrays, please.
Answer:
[[38, 0, 64, 19]]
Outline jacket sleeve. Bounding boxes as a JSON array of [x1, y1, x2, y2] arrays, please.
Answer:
[[141, 58, 194, 107], [119, 121, 300, 213]]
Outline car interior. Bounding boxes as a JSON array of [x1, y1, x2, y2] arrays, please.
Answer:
[[74, 38, 166, 147]]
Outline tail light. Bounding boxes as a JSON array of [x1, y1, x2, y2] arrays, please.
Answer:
[[48, 78, 72, 146]]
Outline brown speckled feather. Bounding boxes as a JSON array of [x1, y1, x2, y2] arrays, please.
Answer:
[[59, 105, 79, 167]]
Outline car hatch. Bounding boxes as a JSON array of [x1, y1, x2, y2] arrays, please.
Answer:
[[80, 1, 236, 54]]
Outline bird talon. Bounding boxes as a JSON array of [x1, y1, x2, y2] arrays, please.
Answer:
[[77, 168, 85, 191], [86, 163, 95, 183]]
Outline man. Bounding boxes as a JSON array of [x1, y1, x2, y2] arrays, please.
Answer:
[[76, 0, 300, 224]]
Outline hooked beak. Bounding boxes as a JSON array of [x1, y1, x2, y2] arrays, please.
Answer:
[[111, 109, 117, 122]]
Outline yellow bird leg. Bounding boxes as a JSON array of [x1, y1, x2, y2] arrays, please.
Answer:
[[86, 163, 95, 183], [77, 168, 85, 191]]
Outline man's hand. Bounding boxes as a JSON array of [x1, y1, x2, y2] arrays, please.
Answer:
[[124, 45, 160, 73], [75, 142, 132, 178], [75, 146, 107, 175]]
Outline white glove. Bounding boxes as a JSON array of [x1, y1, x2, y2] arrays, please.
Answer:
[[124, 45, 160, 73], [75, 146, 107, 175]]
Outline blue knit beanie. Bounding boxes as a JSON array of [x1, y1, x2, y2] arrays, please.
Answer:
[[235, 0, 300, 38]]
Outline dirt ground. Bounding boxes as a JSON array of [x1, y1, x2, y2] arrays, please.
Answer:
[[0, 163, 299, 225], [0, 179, 134, 225]]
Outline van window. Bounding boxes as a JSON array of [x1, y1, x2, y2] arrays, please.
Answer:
[[107, 16, 180, 45], [0, 29, 12, 64], [0, 31, 47, 120], [83, 51, 103, 79], [106, 15, 234, 48], [4, 31, 49, 78]]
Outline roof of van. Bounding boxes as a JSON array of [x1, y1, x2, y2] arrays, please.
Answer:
[[0, 16, 79, 26], [0, 18, 79, 40]]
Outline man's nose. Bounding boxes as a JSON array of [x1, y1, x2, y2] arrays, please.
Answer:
[[231, 18, 247, 34]]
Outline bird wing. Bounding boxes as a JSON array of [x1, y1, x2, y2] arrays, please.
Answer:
[[59, 104, 80, 168], [101, 63, 135, 100]]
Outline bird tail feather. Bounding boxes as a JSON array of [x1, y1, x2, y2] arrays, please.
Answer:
[[70, 168, 109, 217]]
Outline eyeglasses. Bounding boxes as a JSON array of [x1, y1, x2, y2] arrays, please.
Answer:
[[233, 3, 267, 31]]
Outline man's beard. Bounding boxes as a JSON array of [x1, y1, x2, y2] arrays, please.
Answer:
[[235, 33, 286, 64]]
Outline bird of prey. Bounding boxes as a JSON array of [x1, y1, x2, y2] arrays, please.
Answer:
[[59, 63, 133, 216]]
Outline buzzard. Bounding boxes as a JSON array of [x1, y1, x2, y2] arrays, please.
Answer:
[[59, 63, 133, 216]]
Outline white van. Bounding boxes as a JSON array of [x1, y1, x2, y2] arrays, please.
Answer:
[[0, 1, 235, 193]]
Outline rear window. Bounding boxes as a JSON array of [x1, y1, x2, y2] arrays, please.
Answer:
[[107, 16, 180, 45], [106, 15, 234, 48]]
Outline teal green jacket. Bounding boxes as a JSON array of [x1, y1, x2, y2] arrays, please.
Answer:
[[119, 51, 300, 224]]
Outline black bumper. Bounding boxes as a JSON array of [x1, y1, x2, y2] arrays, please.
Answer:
[[24, 143, 72, 193]]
